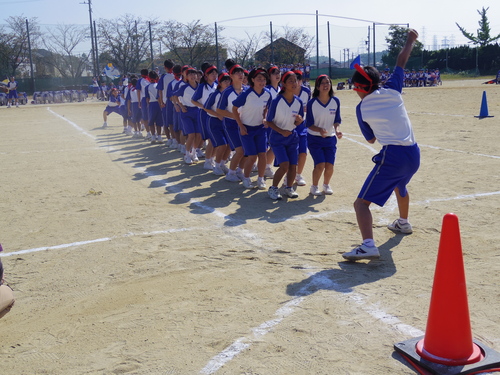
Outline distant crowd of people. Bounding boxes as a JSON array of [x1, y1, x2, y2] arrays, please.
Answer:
[[381, 68, 442, 87]]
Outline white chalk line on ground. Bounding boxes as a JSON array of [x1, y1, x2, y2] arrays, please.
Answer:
[[200, 267, 424, 374], [0, 228, 195, 258], [45, 108, 496, 373]]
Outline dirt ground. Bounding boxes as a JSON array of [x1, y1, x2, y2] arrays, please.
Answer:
[[0, 79, 499, 375]]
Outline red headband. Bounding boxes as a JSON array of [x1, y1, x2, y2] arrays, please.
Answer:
[[205, 65, 218, 75], [281, 71, 295, 83], [229, 64, 243, 75], [353, 64, 374, 94], [218, 72, 230, 82]]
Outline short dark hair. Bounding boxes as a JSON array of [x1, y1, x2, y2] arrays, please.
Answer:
[[172, 65, 182, 75], [352, 66, 380, 93], [140, 69, 149, 76], [164, 59, 174, 69]]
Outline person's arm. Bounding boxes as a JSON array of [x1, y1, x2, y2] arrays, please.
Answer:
[[396, 29, 419, 69]]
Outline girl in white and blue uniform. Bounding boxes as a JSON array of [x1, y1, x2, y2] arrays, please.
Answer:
[[102, 88, 122, 128], [126, 77, 142, 138], [145, 71, 164, 144], [136, 69, 150, 136], [265, 71, 304, 200], [263, 66, 282, 178], [174, 67, 200, 164], [204, 73, 232, 176], [342, 29, 420, 261], [165, 65, 182, 148], [305, 74, 342, 196], [216, 62, 246, 182], [6, 77, 18, 107], [232, 68, 272, 190], [171, 65, 191, 154], [292, 70, 311, 186], [192, 63, 218, 170], [156, 59, 175, 145]]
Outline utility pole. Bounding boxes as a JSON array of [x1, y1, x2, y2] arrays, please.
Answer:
[[81, 0, 96, 78]]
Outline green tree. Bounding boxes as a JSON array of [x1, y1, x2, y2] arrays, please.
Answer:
[[382, 26, 423, 68], [456, 7, 500, 47]]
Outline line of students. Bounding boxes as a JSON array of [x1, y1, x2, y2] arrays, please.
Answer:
[[102, 59, 343, 200]]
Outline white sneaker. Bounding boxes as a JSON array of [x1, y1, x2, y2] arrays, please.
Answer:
[[192, 153, 199, 163], [122, 128, 128, 134], [323, 184, 333, 195], [283, 187, 298, 198], [184, 154, 193, 164], [102, 122, 108, 128], [264, 166, 275, 178], [257, 177, 266, 190], [156, 136, 164, 144], [295, 174, 306, 186], [310, 185, 322, 196], [242, 177, 254, 189], [342, 245, 380, 261], [146, 133, 152, 141], [220, 163, 229, 174], [170, 139, 178, 149], [180, 145, 186, 154], [268, 186, 282, 200], [196, 149, 205, 159], [225, 173, 240, 182], [236, 169, 245, 181], [213, 165, 225, 176], [203, 160, 213, 170], [388, 219, 413, 234]]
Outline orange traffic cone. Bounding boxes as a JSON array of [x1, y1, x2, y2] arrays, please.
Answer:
[[394, 213, 500, 374]]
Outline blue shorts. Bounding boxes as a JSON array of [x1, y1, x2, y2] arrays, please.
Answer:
[[131, 102, 141, 123], [223, 118, 242, 150], [148, 101, 164, 127], [199, 110, 209, 140], [307, 134, 337, 165], [298, 132, 308, 154], [104, 105, 121, 115], [358, 144, 420, 207], [269, 129, 299, 166], [207, 116, 228, 147], [174, 111, 182, 133], [180, 106, 200, 134], [241, 124, 268, 156], [140, 98, 148, 122], [8, 90, 18, 99], [166, 101, 174, 127]]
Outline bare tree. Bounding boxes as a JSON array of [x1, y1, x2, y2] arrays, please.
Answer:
[[97, 14, 154, 74], [227, 31, 264, 67], [43, 24, 89, 78], [1, 16, 41, 77], [159, 20, 221, 67]]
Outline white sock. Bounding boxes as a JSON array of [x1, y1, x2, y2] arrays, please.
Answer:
[[363, 239, 376, 248]]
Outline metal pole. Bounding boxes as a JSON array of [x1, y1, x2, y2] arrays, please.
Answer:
[[316, 10, 319, 78], [149, 22, 154, 70], [86, 0, 96, 78], [372, 23, 376, 66], [215, 22, 219, 70], [270, 21, 274, 64], [26, 19, 35, 93], [327, 21, 331, 78]]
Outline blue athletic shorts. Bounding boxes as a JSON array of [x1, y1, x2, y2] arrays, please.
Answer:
[[180, 106, 200, 134], [131, 102, 141, 123], [207, 116, 228, 147], [104, 105, 121, 115], [269, 129, 299, 166], [358, 143, 420, 207], [241, 124, 268, 156], [148, 102, 164, 127], [307, 134, 337, 166], [140, 98, 148, 121], [223, 118, 242, 150], [199, 110, 209, 140]]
